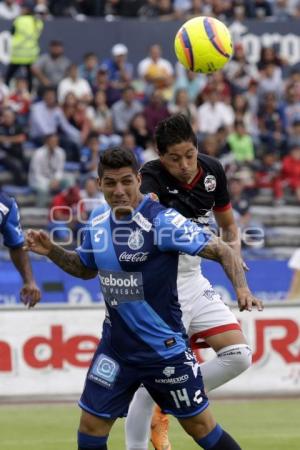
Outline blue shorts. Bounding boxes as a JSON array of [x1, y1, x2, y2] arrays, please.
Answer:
[[79, 339, 209, 419]]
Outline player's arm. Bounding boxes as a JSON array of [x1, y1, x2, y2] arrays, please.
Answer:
[[197, 234, 263, 312], [24, 229, 97, 280]]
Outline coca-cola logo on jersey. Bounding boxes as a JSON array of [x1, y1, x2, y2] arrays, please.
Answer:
[[119, 252, 149, 262]]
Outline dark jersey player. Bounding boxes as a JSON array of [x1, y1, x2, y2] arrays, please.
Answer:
[[25, 147, 260, 450], [125, 114, 262, 450], [0, 191, 40, 306]]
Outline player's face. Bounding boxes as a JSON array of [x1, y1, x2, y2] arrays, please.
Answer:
[[99, 167, 142, 217], [160, 141, 198, 183]]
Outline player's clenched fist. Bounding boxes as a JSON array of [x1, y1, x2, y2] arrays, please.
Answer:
[[24, 229, 52, 256]]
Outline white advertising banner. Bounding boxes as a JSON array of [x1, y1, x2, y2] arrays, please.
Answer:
[[0, 306, 299, 397]]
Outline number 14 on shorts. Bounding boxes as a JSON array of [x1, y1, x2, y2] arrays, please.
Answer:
[[170, 388, 203, 408]]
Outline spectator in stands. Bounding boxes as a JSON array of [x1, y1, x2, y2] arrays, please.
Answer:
[[89, 89, 113, 135], [168, 88, 197, 129], [93, 65, 121, 106], [32, 40, 71, 92], [29, 87, 81, 156], [8, 75, 31, 127], [0, 0, 20, 19], [228, 175, 252, 229], [173, 0, 193, 18], [28, 133, 66, 207], [196, 86, 235, 134], [5, 2, 44, 92], [0, 107, 27, 185], [254, 0, 273, 18], [287, 248, 300, 301], [227, 119, 255, 163], [80, 132, 100, 181], [122, 132, 145, 167], [257, 45, 286, 72], [129, 113, 151, 149], [232, 94, 257, 137], [111, 86, 143, 134], [174, 65, 206, 102], [80, 177, 106, 217], [273, 0, 292, 20], [48, 185, 83, 242], [257, 91, 286, 152], [102, 44, 133, 94], [184, 0, 206, 19], [138, 44, 174, 98], [143, 89, 170, 135], [257, 62, 283, 99], [201, 133, 222, 158], [287, 117, 300, 149], [254, 150, 282, 202], [224, 42, 258, 94], [283, 84, 300, 133], [156, 0, 176, 19], [78, 52, 99, 88], [58, 63, 92, 104], [280, 143, 300, 202], [0, 72, 10, 107], [68, 99, 93, 146]]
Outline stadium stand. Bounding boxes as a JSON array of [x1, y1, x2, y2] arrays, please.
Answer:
[[0, 0, 300, 262]]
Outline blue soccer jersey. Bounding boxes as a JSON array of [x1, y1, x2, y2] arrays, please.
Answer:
[[0, 193, 24, 249], [76, 195, 211, 364]]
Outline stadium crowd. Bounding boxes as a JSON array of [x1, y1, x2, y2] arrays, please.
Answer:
[[1, 1, 300, 244], [1, 0, 300, 19]]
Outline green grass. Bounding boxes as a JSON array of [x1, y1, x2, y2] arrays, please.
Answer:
[[0, 399, 299, 450]]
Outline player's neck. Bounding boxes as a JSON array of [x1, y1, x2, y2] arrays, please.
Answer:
[[114, 194, 144, 220]]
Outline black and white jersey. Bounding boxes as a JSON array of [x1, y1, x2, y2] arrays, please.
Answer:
[[140, 153, 231, 225]]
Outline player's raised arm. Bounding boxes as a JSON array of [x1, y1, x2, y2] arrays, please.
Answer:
[[24, 229, 97, 280], [197, 233, 263, 312]]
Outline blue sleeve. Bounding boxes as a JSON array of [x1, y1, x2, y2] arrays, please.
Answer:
[[154, 209, 211, 255], [3, 200, 24, 248], [75, 226, 98, 270]]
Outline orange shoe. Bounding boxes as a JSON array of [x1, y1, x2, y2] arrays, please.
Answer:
[[150, 405, 171, 450]]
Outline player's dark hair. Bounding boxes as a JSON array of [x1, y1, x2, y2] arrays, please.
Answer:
[[155, 113, 197, 155], [98, 147, 139, 178]]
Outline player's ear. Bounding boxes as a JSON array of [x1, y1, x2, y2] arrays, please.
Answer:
[[136, 173, 141, 186]]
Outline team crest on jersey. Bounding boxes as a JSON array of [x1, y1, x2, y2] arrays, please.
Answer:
[[204, 175, 216, 192], [128, 229, 144, 250]]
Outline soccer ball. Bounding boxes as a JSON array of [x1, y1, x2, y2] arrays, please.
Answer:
[[174, 16, 233, 74]]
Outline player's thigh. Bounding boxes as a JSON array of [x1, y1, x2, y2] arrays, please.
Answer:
[[79, 341, 141, 420], [142, 348, 209, 419], [205, 329, 247, 352], [177, 406, 217, 440], [188, 288, 242, 347], [79, 410, 116, 435]]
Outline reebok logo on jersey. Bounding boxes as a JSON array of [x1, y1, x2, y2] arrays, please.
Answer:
[[100, 273, 138, 287], [98, 269, 144, 304]]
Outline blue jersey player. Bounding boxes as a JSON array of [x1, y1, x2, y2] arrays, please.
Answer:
[[25, 148, 259, 450], [0, 191, 40, 306]]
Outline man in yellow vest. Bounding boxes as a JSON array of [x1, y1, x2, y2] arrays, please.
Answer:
[[5, 1, 44, 92]]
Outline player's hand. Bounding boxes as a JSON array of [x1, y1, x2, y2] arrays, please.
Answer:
[[20, 282, 41, 308], [236, 288, 263, 312], [24, 229, 52, 256]]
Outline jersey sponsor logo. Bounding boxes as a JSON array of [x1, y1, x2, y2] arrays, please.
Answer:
[[128, 229, 144, 250], [163, 366, 175, 377], [119, 251, 149, 263], [171, 214, 187, 229], [98, 269, 144, 305], [133, 212, 152, 232], [88, 353, 120, 389], [164, 209, 178, 217], [204, 174, 216, 192], [0, 202, 9, 216], [155, 374, 189, 384], [91, 210, 110, 227]]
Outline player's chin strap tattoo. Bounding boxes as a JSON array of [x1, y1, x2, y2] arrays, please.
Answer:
[[198, 234, 263, 312], [48, 245, 97, 280]]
